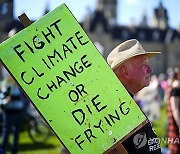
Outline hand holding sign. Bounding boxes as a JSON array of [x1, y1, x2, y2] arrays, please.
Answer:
[[0, 4, 146, 153]]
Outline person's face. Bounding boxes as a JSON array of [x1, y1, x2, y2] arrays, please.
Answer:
[[128, 55, 152, 90]]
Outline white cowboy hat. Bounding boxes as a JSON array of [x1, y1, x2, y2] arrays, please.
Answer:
[[107, 39, 161, 70]]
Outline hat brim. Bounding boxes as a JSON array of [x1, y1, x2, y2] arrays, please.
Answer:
[[112, 51, 161, 70], [146, 51, 161, 58]]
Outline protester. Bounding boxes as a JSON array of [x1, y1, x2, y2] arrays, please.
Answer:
[[107, 39, 161, 153], [0, 74, 26, 154], [167, 68, 180, 154]]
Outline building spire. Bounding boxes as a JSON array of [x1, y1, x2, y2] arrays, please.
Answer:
[[151, 0, 169, 29], [97, 0, 117, 25]]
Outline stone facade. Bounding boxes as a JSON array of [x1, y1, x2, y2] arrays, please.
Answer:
[[81, 0, 180, 75]]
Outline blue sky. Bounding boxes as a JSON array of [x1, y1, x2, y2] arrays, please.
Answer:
[[14, 0, 180, 29]]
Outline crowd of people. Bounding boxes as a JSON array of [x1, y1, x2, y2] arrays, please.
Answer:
[[135, 68, 179, 121], [135, 67, 180, 154]]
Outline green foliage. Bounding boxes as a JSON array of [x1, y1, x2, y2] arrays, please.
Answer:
[[152, 104, 168, 147], [0, 131, 61, 154]]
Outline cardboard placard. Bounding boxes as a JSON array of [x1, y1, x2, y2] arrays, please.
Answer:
[[0, 4, 146, 153]]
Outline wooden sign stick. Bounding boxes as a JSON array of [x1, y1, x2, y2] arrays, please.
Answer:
[[111, 120, 148, 154], [18, 13, 33, 27], [115, 143, 128, 154]]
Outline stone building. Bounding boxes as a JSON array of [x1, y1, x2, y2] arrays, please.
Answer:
[[0, 0, 180, 78], [82, 0, 180, 74]]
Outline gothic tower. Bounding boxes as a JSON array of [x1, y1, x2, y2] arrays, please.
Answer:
[[0, 0, 14, 29], [152, 1, 169, 29], [0, 0, 14, 80], [97, 0, 117, 25]]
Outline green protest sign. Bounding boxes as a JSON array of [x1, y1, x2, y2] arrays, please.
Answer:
[[0, 3, 146, 153]]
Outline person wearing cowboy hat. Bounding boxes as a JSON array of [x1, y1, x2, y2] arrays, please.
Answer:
[[107, 39, 161, 154]]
